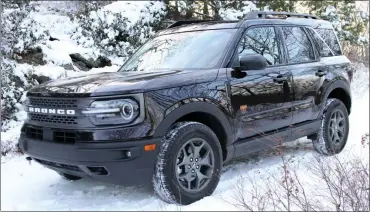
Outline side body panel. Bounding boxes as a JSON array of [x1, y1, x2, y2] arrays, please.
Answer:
[[288, 56, 352, 126], [227, 66, 294, 140]]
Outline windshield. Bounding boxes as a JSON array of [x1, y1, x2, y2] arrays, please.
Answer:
[[119, 29, 236, 72]]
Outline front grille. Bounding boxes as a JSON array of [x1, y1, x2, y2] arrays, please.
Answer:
[[27, 97, 92, 127], [29, 114, 78, 125], [54, 131, 76, 144], [35, 159, 80, 171], [29, 98, 78, 108], [25, 126, 43, 140]]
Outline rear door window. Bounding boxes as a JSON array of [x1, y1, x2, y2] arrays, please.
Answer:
[[282, 26, 315, 64]]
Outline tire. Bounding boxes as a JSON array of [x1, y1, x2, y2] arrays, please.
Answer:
[[58, 172, 82, 181], [153, 122, 223, 205], [312, 98, 349, 155]]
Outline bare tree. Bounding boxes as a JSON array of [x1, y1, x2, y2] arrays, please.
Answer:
[[224, 132, 369, 211]]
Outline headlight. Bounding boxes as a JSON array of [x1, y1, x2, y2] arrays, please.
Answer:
[[82, 99, 140, 125]]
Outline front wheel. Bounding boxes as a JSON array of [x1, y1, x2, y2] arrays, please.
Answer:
[[312, 98, 349, 155], [153, 122, 222, 205]]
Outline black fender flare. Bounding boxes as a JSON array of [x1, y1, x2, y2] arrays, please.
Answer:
[[153, 101, 234, 146], [318, 79, 352, 116]]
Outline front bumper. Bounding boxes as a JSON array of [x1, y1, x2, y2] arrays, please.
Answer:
[[18, 136, 161, 186]]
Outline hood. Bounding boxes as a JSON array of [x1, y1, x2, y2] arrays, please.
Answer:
[[28, 69, 218, 97]]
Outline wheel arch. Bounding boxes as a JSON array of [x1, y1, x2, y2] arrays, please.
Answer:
[[320, 80, 352, 115], [153, 101, 234, 161]]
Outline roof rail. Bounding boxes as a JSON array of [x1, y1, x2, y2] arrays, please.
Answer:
[[167, 20, 213, 29], [243, 11, 320, 20]]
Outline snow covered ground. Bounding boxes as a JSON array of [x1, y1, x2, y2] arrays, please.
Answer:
[[1, 67, 369, 211]]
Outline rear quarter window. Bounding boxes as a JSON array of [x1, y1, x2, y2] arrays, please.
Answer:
[[306, 27, 334, 57], [315, 28, 342, 56]]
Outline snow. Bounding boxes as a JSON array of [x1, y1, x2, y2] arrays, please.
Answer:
[[1, 67, 369, 210], [101, 1, 153, 25], [30, 10, 78, 41], [323, 5, 337, 16], [219, 2, 257, 20], [40, 40, 82, 66], [71, 1, 166, 59]]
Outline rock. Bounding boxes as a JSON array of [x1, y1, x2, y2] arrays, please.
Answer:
[[70, 53, 95, 71], [69, 53, 112, 71], [96, 56, 112, 67], [31, 74, 51, 84], [49, 36, 60, 41], [62, 63, 74, 71], [70, 53, 94, 68], [13, 75, 26, 87], [72, 61, 90, 72], [15, 47, 46, 66]]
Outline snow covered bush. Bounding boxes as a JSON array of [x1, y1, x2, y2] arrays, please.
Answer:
[[219, 1, 257, 20], [1, 2, 51, 133], [71, 1, 166, 59], [320, 4, 369, 47], [1, 2, 49, 57], [74, 1, 115, 16], [1, 59, 40, 129]]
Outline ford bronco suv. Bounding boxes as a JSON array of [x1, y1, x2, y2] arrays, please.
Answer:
[[19, 11, 353, 205]]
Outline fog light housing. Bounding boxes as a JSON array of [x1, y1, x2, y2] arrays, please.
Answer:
[[86, 166, 108, 175]]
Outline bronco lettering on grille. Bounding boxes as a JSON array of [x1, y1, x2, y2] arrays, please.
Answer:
[[28, 107, 75, 115]]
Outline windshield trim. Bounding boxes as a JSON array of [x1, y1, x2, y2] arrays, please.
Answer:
[[118, 28, 238, 72]]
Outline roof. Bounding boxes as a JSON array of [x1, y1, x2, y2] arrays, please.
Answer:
[[285, 18, 334, 29], [157, 15, 334, 36], [244, 18, 334, 29]]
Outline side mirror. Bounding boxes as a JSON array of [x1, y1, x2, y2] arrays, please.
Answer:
[[239, 54, 267, 71]]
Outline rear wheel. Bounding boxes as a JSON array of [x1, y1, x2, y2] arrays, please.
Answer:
[[153, 122, 222, 205], [312, 98, 349, 155], [58, 172, 82, 181]]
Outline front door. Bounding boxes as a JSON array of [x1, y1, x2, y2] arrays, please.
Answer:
[[228, 26, 294, 141]]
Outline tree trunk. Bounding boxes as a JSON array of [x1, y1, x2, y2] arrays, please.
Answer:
[[209, 0, 221, 20], [203, 0, 209, 20], [174, 0, 180, 20], [185, 0, 194, 19]]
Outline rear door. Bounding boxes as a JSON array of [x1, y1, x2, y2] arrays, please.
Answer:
[[280, 26, 325, 129], [228, 26, 294, 141]]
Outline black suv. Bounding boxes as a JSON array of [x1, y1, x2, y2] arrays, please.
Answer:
[[19, 11, 353, 205]]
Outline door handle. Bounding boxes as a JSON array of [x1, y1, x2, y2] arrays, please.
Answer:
[[315, 70, 327, 77], [273, 75, 287, 84]]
